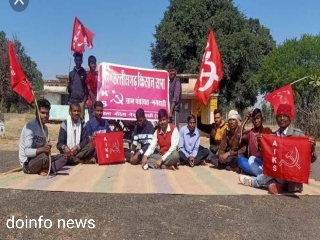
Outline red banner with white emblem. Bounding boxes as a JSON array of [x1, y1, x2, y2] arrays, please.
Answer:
[[8, 41, 34, 104], [194, 29, 223, 105], [71, 17, 95, 53], [260, 134, 312, 184]]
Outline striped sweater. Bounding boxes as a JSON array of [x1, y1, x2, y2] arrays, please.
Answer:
[[131, 120, 155, 154]]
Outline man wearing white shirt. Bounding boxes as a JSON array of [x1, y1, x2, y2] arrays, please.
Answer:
[[141, 109, 179, 170]]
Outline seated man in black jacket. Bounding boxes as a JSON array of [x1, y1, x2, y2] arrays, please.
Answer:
[[57, 103, 95, 164], [126, 108, 155, 165]]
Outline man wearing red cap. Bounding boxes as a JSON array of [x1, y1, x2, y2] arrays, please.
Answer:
[[239, 104, 317, 194]]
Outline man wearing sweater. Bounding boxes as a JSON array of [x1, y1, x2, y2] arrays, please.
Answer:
[[67, 52, 88, 119], [19, 99, 67, 176], [56, 103, 95, 164], [141, 109, 179, 170], [127, 108, 155, 165]]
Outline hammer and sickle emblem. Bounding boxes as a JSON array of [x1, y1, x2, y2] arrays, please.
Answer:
[[198, 42, 219, 92], [110, 140, 120, 153], [110, 92, 124, 105], [279, 147, 301, 169]]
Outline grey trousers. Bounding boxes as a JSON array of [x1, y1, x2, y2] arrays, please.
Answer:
[[68, 141, 95, 164], [23, 153, 67, 174], [147, 150, 179, 169]]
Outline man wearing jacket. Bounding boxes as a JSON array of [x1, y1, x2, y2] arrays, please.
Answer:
[[57, 103, 95, 164], [67, 52, 88, 119]]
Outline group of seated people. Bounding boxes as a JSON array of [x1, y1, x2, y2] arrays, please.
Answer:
[[19, 98, 317, 195]]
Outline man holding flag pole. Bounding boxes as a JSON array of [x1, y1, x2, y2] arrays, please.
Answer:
[[239, 80, 317, 194], [67, 17, 95, 120], [8, 41, 67, 176]]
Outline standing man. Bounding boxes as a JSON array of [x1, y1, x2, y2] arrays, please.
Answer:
[[67, 52, 88, 119], [86, 55, 98, 120], [168, 63, 182, 129], [19, 99, 67, 176]]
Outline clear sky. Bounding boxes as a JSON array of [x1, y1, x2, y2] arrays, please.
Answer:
[[0, 0, 319, 80]]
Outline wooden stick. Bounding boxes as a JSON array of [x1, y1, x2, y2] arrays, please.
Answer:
[[290, 75, 310, 85]]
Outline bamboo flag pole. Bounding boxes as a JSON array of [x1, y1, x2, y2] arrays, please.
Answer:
[[239, 75, 311, 142]]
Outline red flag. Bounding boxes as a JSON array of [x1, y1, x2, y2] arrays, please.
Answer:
[[194, 29, 223, 105], [264, 84, 295, 117], [260, 134, 312, 184], [8, 41, 34, 104], [71, 17, 95, 53]]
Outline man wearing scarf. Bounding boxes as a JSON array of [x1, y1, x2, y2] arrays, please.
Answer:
[[216, 110, 246, 172], [57, 103, 95, 164]]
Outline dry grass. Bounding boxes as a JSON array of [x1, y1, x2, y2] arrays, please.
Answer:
[[0, 113, 61, 154]]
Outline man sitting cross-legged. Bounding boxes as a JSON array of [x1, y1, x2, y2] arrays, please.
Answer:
[[239, 104, 317, 194], [216, 110, 246, 172], [179, 114, 209, 167], [126, 108, 155, 165], [19, 99, 67, 176], [141, 109, 179, 170], [57, 103, 96, 165]]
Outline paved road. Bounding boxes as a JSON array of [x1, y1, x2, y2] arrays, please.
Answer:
[[1, 150, 320, 239], [1, 189, 320, 239]]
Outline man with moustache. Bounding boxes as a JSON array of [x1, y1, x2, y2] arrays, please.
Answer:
[[141, 109, 179, 170], [216, 110, 246, 172], [239, 104, 317, 194], [168, 63, 182, 129], [19, 99, 67, 176], [57, 103, 95, 164]]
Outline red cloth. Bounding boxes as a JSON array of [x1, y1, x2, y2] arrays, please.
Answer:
[[276, 104, 293, 119], [260, 134, 312, 184], [264, 84, 295, 118], [157, 123, 176, 156], [8, 41, 34, 104], [94, 132, 125, 165], [86, 71, 98, 106], [71, 17, 95, 53]]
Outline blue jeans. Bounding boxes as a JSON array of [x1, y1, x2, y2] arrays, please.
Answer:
[[238, 156, 263, 176], [252, 173, 274, 188]]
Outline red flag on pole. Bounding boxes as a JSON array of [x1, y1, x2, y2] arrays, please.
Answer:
[[71, 17, 95, 53], [260, 134, 312, 184], [264, 84, 295, 118], [8, 41, 34, 104], [194, 29, 223, 105]]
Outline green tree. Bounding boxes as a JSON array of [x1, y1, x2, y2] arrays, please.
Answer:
[[250, 34, 320, 136], [150, 0, 275, 113], [0, 31, 43, 112]]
